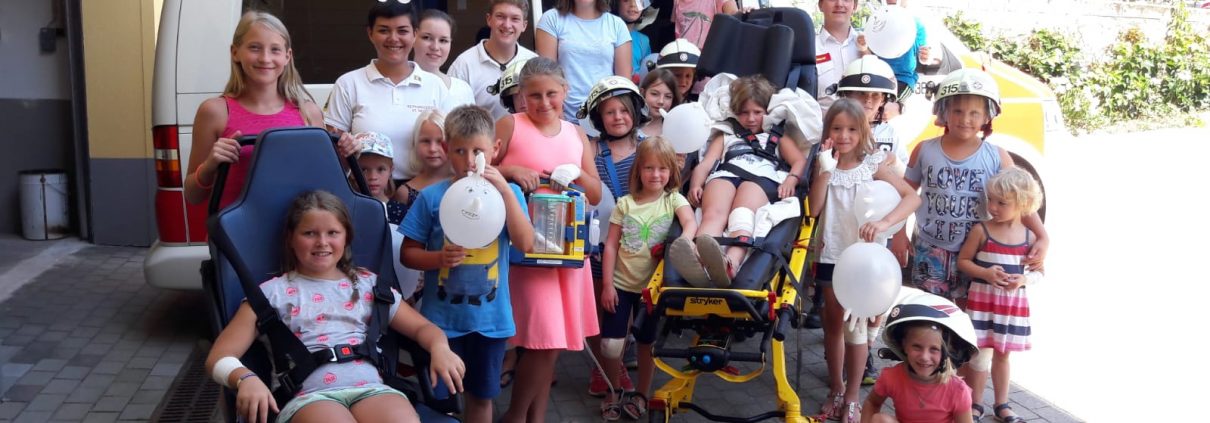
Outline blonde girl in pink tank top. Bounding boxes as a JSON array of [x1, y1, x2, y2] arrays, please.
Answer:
[[494, 57, 603, 423], [184, 11, 355, 208]]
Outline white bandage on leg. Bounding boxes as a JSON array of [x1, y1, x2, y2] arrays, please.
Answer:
[[726, 207, 755, 236], [601, 338, 626, 359], [212, 356, 244, 388], [969, 347, 994, 372], [753, 197, 802, 238]]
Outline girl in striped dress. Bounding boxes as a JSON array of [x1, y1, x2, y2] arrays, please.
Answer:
[[956, 166, 1044, 423]]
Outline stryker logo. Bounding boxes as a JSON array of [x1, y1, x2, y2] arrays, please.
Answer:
[[688, 297, 724, 306]]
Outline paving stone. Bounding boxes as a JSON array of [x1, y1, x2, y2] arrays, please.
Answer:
[[33, 359, 69, 373], [129, 389, 165, 405], [90, 361, 125, 376], [36, 331, 69, 343], [103, 381, 140, 397], [1, 362, 32, 378], [114, 368, 149, 383], [139, 375, 174, 391], [65, 385, 106, 404], [80, 373, 116, 388], [82, 411, 120, 423], [0, 401, 27, 419], [125, 356, 157, 370], [68, 353, 105, 368], [3, 384, 43, 402], [15, 370, 55, 386], [13, 410, 53, 422], [25, 393, 67, 411], [118, 403, 156, 421], [55, 365, 91, 380], [1033, 406, 1084, 423], [91, 396, 130, 412], [40, 379, 78, 395], [52, 402, 92, 420]]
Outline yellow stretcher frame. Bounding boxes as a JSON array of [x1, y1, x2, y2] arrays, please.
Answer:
[[640, 203, 822, 423]]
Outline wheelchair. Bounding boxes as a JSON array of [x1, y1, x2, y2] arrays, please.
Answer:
[[200, 127, 459, 422], [639, 7, 824, 423]]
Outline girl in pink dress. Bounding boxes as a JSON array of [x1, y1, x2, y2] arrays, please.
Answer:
[[493, 57, 603, 423]]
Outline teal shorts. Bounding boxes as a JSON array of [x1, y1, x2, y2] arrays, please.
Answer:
[[277, 386, 407, 422]]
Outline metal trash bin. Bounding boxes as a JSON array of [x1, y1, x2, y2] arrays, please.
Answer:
[[19, 169, 69, 240]]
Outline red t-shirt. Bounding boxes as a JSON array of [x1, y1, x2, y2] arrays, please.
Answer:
[[872, 365, 972, 423]]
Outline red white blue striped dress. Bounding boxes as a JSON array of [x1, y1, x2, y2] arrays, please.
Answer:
[[966, 223, 1032, 352]]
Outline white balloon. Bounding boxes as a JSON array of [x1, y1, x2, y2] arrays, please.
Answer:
[[833, 242, 903, 318], [854, 180, 906, 239], [390, 224, 422, 299], [662, 103, 713, 154], [439, 153, 506, 249], [865, 6, 918, 58]]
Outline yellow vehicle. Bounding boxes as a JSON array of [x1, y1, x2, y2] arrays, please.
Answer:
[[891, 14, 1064, 217]]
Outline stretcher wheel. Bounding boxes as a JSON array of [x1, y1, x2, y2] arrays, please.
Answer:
[[648, 409, 669, 423]]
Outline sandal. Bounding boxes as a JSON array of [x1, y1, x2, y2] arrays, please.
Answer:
[[668, 237, 711, 287], [842, 401, 861, 423], [694, 235, 733, 288], [601, 390, 623, 421], [972, 404, 987, 422], [819, 392, 843, 421], [621, 391, 648, 420], [993, 403, 1026, 423]]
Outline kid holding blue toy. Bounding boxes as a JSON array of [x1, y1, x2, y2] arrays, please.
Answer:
[[400, 105, 534, 423]]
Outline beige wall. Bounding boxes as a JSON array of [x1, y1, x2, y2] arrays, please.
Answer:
[[82, 0, 162, 159]]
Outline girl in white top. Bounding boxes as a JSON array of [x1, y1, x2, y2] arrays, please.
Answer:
[[325, 2, 446, 182], [415, 10, 476, 112], [806, 98, 920, 423]]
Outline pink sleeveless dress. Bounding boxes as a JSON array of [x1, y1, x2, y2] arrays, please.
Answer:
[[500, 114, 599, 350], [218, 96, 306, 208]]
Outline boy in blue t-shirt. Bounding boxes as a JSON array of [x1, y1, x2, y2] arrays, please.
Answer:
[[400, 105, 534, 423]]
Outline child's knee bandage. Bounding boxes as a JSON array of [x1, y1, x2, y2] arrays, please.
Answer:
[[727, 208, 755, 236], [601, 337, 626, 359], [969, 347, 994, 372]]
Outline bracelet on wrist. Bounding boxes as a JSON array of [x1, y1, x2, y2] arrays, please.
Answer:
[[235, 372, 258, 389]]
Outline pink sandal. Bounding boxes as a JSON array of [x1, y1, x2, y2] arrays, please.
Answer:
[[820, 392, 843, 421]]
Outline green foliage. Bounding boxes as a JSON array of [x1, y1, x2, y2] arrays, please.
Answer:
[[943, 11, 989, 52], [944, 6, 1210, 134]]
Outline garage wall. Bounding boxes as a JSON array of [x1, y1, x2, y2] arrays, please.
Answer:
[[0, 0, 74, 235], [81, 0, 162, 246]]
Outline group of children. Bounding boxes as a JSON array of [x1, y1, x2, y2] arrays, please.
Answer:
[[193, 1, 1049, 422]]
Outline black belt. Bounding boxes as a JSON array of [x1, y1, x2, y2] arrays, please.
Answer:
[[311, 343, 370, 364]]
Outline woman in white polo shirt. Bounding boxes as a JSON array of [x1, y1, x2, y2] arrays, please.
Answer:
[[325, 1, 447, 184]]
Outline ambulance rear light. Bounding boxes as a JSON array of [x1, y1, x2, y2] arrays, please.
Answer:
[[153, 125, 181, 188]]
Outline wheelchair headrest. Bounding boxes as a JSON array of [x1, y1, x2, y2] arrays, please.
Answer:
[[208, 127, 395, 320], [697, 8, 817, 94], [743, 8, 817, 64]]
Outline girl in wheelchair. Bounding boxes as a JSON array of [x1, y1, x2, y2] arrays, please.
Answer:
[[206, 191, 464, 423], [670, 74, 809, 288]]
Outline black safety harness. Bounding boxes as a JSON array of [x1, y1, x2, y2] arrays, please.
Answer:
[[206, 135, 397, 407]]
